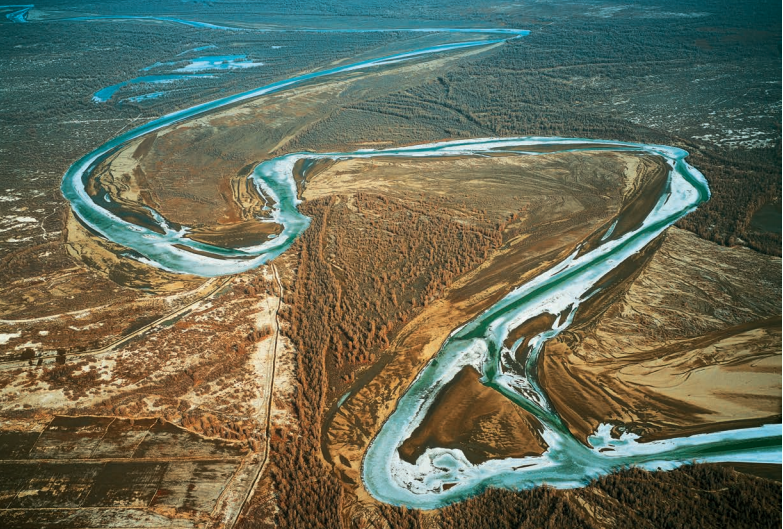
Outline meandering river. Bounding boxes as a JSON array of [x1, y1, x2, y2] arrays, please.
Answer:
[[60, 29, 781, 509], [361, 140, 781, 508]]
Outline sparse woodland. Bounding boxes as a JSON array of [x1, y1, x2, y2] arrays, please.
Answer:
[[437, 465, 781, 529], [1, 1, 780, 527], [236, 189, 783, 528], [238, 193, 503, 527], [280, 193, 501, 379]]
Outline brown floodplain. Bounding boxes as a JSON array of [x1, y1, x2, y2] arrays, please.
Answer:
[[292, 158, 337, 199], [318, 150, 641, 494], [503, 312, 558, 366], [64, 211, 204, 291], [540, 227, 782, 444], [185, 219, 283, 249], [575, 154, 669, 258], [606, 155, 668, 242], [86, 158, 170, 236], [171, 242, 246, 261], [94, 40, 496, 233], [576, 231, 665, 331], [398, 366, 546, 466]]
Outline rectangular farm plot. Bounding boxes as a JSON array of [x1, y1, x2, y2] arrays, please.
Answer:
[[90, 418, 157, 458], [0, 507, 199, 529], [132, 419, 248, 459], [29, 416, 115, 460], [83, 461, 168, 508], [0, 432, 41, 460], [0, 416, 249, 522], [0, 463, 39, 508], [6, 462, 102, 509], [150, 461, 238, 511]]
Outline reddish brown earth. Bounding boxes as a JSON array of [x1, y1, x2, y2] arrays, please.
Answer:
[[398, 366, 547, 465]]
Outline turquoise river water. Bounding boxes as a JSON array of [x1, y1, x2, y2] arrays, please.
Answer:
[[59, 29, 781, 509]]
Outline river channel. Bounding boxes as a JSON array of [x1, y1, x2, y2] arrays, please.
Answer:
[[60, 29, 782, 509]]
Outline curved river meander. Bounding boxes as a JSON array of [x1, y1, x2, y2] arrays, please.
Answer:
[[60, 28, 781, 509]]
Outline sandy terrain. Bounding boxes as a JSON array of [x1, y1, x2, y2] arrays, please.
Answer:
[[541, 227, 781, 443], [398, 366, 546, 465], [320, 150, 647, 497]]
